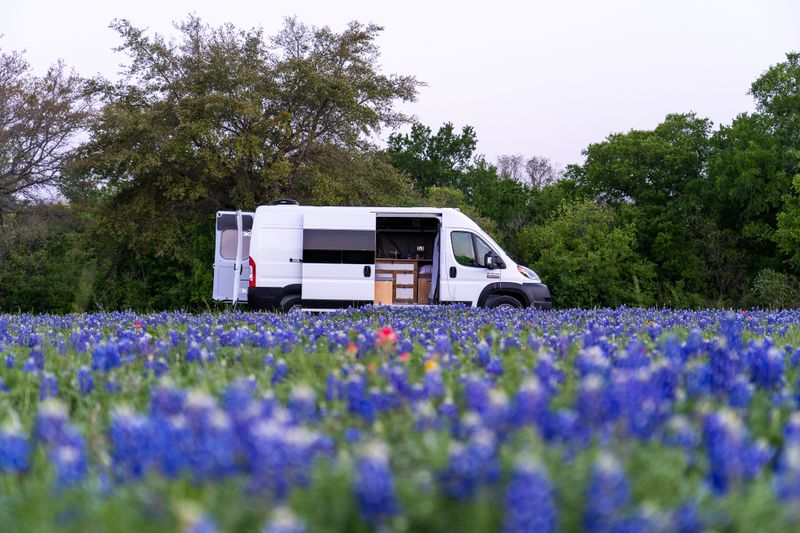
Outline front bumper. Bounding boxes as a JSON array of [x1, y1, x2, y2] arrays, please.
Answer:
[[522, 283, 552, 310]]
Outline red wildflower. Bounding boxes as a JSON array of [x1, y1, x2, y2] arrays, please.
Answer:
[[376, 326, 397, 346]]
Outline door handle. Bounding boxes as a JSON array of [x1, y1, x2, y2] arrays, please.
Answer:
[[364, 265, 372, 277], [449, 266, 457, 278]]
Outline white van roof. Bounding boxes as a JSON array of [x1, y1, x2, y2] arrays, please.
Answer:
[[252, 204, 484, 234], [254, 205, 460, 215]]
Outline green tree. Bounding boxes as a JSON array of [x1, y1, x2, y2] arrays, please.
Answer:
[[775, 175, 800, 270], [423, 186, 496, 236], [754, 52, 800, 273], [462, 158, 530, 238], [574, 113, 713, 301], [515, 199, 655, 308], [707, 112, 787, 275], [387, 122, 477, 192], [386, 122, 541, 246], [0, 48, 89, 217], [576, 113, 711, 206], [750, 52, 800, 158], [293, 144, 417, 206], [0, 203, 93, 312], [71, 15, 420, 257]]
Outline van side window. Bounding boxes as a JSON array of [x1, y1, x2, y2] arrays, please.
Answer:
[[451, 231, 476, 266], [451, 231, 495, 268]]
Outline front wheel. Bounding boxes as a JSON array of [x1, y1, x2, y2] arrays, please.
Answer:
[[485, 295, 523, 310]]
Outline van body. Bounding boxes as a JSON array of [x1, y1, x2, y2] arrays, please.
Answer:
[[212, 205, 552, 311]]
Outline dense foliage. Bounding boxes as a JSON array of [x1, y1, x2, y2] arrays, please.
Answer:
[[0, 16, 798, 311], [1, 308, 800, 531]]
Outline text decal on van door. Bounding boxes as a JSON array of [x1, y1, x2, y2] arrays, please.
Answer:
[[487, 272, 500, 279]]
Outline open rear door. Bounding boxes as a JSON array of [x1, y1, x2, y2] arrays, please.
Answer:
[[212, 210, 254, 303], [301, 210, 376, 309]]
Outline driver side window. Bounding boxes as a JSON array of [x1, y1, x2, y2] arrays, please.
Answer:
[[451, 231, 494, 268]]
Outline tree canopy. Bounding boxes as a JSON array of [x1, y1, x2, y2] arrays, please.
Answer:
[[0, 48, 89, 217], [69, 16, 421, 259]]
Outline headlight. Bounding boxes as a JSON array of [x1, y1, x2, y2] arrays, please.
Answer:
[[517, 265, 541, 283]]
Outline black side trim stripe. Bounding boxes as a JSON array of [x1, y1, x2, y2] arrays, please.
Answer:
[[303, 250, 375, 264]]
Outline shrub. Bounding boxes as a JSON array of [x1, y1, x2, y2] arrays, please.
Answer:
[[749, 268, 798, 309]]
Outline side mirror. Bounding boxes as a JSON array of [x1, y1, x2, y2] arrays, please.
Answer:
[[485, 252, 506, 270], [484, 252, 496, 270]]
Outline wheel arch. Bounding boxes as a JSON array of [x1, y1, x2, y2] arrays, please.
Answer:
[[477, 283, 530, 308]]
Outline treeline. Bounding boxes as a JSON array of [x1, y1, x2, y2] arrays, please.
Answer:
[[0, 16, 798, 311]]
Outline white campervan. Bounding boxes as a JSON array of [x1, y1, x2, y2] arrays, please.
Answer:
[[212, 202, 551, 312]]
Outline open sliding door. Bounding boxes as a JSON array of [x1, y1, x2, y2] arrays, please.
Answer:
[[301, 210, 376, 308]]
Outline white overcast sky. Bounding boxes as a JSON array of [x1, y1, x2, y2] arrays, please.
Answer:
[[4, 0, 800, 167]]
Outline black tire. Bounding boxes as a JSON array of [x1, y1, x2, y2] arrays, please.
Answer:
[[280, 295, 303, 314], [485, 295, 523, 310]]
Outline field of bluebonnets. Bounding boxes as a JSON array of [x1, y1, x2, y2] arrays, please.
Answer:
[[2, 307, 800, 532]]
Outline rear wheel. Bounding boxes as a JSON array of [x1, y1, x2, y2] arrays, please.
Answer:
[[485, 295, 523, 310], [280, 295, 303, 314]]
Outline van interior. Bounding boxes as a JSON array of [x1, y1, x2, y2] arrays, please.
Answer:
[[374, 216, 440, 305]]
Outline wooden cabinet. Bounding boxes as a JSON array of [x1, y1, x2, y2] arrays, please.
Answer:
[[374, 260, 432, 305], [374, 280, 393, 305]]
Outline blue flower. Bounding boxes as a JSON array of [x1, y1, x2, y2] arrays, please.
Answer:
[[272, 359, 290, 385], [346, 375, 374, 423], [702, 410, 771, 494], [29, 345, 45, 370], [39, 372, 58, 400], [475, 342, 490, 367], [463, 375, 490, 414], [0, 426, 30, 473], [77, 366, 94, 395], [510, 377, 548, 428], [775, 443, 800, 500], [34, 399, 70, 445], [424, 369, 445, 399], [671, 502, 703, 533], [287, 384, 317, 423], [747, 341, 785, 390], [354, 441, 398, 525], [344, 427, 361, 444], [109, 407, 153, 481], [150, 380, 185, 416], [577, 375, 616, 428], [486, 356, 504, 377], [584, 453, 630, 532], [51, 442, 88, 488], [92, 343, 121, 372], [503, 459, 556, 533], [438, 429, 499, 499]]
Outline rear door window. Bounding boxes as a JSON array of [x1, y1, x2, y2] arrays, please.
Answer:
[[220, 229, 251, 260]]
